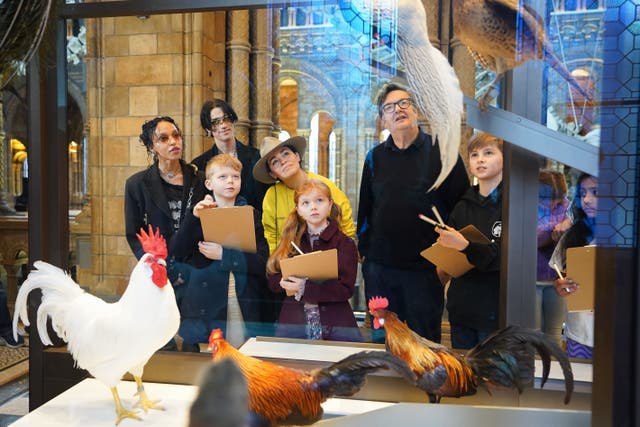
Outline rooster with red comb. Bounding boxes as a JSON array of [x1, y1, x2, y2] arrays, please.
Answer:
[[13, 225, 180, 424], [368, 296, 574, 404], [207, 328, 416, 426]]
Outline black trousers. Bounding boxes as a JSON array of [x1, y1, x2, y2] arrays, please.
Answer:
[[363, 259, 444, 343]]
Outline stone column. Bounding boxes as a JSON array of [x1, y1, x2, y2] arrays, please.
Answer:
[[0, 101, 15, 214], [271, 10, 281, 134], [226, 11, 251, 145], [332, 127, 344, 188], [250, 9, 274, 147], [296, 128, 311, 171]]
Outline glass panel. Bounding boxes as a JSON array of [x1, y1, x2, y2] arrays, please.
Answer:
[[35, 4, 637, 414], [0, 58, 29, 328], [545, 0, 605, 146], [65, 5, 597, 349], [67, 16, 90, 292]]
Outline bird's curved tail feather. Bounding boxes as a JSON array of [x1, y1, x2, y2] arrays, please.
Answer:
[[313, 350, 416, 398], [12, 261, 84, 345], [466, 326, 574, 404]]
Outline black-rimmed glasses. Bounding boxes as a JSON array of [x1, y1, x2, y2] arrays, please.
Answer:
[[211, 115, 233, 129], [381, 98, 413, 114]]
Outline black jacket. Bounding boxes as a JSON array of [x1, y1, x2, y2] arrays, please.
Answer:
[[191, 139, 268, 210], [168, 196, 269, 326], [356, 130, 470, 270], [446, 184, 503, 331], [124, 160, 209, 260]]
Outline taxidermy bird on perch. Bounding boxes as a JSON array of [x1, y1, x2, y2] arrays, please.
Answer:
[[13, 226, 180, 425], [339, 0, 463, 191], [368, 296, 574, 404], [208, 329, 416, 426], [453, 0, 593, 109]]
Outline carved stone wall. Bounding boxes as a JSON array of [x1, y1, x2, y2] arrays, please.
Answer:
[[83, 13, 226, 295]]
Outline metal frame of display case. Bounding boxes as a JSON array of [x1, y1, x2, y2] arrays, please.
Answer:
[[23, 2, 638, 426]]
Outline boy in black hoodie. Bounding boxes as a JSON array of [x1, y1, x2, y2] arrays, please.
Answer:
[[435, 133, 503, 349]]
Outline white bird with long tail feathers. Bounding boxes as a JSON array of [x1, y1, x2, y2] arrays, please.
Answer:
[[341, 0, 463, 190], [13, 225, 180, 425]]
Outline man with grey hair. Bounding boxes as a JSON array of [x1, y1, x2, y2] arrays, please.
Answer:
[[357, 82, 469, 343]]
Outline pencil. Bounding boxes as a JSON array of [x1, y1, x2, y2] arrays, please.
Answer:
[[419, 214, 446, 229], [553, 263, 571, 293], [291, 241, 305, 255], [430, 205, 446, 227]]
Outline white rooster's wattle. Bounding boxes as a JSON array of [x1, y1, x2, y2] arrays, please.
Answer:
[[341, 0, 463, 190], [13, 226, 180, 425]]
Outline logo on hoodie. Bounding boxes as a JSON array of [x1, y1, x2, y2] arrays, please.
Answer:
[[491, 221, 502, 238]]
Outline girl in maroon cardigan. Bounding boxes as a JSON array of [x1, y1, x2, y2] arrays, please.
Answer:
[[266, 180, 362, 342]]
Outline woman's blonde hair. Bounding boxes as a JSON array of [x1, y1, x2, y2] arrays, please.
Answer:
[[266, 179, 342, 274]]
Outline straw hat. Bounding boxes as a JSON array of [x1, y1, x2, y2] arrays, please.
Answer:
[[252, 135, 307, 184]]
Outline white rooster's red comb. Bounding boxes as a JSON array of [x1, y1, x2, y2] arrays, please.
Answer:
[[136, 225, 168, 259], [368, 296, 389, 311]]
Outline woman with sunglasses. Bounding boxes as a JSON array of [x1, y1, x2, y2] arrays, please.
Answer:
[[193, 99, 267, 210]]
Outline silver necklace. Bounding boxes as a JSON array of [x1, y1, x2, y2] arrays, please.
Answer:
[[160, 167, 180, 179]]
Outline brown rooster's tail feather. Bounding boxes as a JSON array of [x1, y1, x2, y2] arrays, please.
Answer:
[[466, 326, 574, 404], [312, 350, 416, 398]]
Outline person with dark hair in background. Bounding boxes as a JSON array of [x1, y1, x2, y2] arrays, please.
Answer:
[[357, 82, 469, 343], [193, 99, 267, 210], [125, 116, 209, 259], [550, 173, 598, 359], [124, 117, 210, 349], [535, 170, 569, 347], [0, 258, 24, 348]]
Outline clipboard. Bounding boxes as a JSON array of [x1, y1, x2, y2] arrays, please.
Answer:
[[280, 249, 338, 295], [199, 205, 257, 253], [420, 225, 491, 278], [565, 246, 596, 311]]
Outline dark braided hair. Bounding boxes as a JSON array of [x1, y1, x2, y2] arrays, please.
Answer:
[[139, 116, 182, 154]]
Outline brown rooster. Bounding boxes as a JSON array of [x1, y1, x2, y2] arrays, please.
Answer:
[[207, 329, 416, 426], [453, 0, 592, 109], [368, 296, 574, 404]]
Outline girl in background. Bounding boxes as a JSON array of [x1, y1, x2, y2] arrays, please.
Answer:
[[535, 170, 569, 347], [266, 180, 362, 342], [550, 173, 598, 359]]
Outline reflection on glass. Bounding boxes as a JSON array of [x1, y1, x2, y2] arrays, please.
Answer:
[[546, 0, 605, 145]]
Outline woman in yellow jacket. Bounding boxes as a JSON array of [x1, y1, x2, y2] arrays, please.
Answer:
[[253, 136, 356, 254]]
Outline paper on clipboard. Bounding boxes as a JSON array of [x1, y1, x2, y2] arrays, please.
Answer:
[[199, 205, 257, 253], [280, 249, 338, 295], [565, 246, 596, 311], [420, 225, 491, 278]]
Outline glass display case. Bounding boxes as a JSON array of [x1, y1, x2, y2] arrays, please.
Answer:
[[2, 0, 637, 424]]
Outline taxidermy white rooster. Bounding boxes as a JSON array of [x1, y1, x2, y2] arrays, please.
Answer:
[[340, 0, 463, 191], [13, 225, 180, 425]]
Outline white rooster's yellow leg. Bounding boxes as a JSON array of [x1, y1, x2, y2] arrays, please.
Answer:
[[133, 376, 164, 413], [111, 387, 141, 425]]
